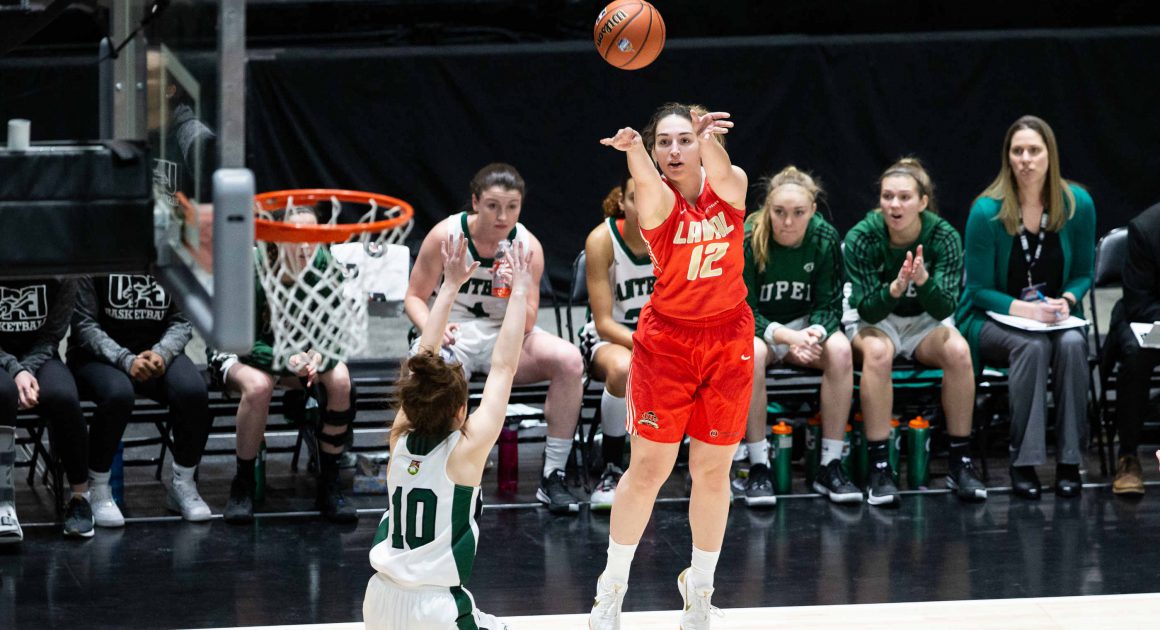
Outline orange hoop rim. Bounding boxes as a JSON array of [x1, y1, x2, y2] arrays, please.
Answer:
[[254, 188, 414, 243]]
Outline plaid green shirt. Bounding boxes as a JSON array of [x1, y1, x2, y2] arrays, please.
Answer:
[[843, 210, 963, 324]]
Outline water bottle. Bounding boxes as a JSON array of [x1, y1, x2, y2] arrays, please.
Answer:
[[887, 417, 902, 484], [907, 416, 931, 489], [850, 413, 867, 487], [839, 423, 852, 476], [491, 239, 512, 298], [497, 419, 518, 493], [304, 391, 321, 474], [804, 414, 821, 480], [110, 441, 125, 508], [770, 421, 793, 494], [254, 440, 267, 504]]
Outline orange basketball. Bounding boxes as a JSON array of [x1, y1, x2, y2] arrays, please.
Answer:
[[593, 0, 665, 71]]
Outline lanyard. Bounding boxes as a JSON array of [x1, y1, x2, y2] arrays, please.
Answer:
[[1018, 210, 1050, 287]]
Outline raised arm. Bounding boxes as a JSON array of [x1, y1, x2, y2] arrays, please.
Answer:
[[416, 234, 480, 355], [454, 241, 533, 473], [601, 128, 674, 231], [403, 221, 452, 337], [691, 110, 747, 210]]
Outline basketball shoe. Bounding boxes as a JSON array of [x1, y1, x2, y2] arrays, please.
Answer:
[[589, 572, 627, 630], [590, 464, 622, 511], [89, 479, 125, 527], [677, 568, 720, 629]]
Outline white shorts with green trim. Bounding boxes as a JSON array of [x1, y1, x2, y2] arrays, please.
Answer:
[[363, 573, 508, 630]]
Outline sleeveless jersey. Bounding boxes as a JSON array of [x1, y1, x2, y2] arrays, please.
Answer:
[[583, 217, 655, 337], [641, 176, 747, 320], [369, 431, 483, 589], [445, 212, 532, 323]]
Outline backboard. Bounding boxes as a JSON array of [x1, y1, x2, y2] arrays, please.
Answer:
[[132, 0, 254, 352]]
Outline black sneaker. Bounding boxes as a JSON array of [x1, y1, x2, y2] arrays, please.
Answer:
[[813, 460, 863, 504], [866, 463, 900, 507], [536, 469, 580, 515], [946, 458, 988, 502], [318, 475, 358, 523], [224, 474, 255, 524], [743, 463, 777, 507], [62, 496, 95, 538]]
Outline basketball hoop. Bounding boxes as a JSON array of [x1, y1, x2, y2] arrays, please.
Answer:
[[252, 188, 414, 371]]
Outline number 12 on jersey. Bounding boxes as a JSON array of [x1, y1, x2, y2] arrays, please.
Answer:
[[686, 242, 729, 281]]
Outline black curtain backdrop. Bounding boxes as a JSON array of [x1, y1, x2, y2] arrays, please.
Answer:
[[244, 28, 1160, 293], [5, 28, 1160, 294]]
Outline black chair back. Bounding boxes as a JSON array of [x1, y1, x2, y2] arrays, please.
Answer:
[[1094, 226, 1129, 289], [566, 250, 588, 343]]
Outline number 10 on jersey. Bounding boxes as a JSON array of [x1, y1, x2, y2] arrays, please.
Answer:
[[686, 242, 729, 281]]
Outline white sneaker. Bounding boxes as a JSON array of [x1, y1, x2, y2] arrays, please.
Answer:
[[589, 572, 627, 630], [167, 478, 212, 522], [89, 483, 124, 527], [677, 568, 721, 629], [0, 502, 23, 544]]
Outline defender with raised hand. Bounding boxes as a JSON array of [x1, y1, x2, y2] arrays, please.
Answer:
[[364, 234, 530, 630]]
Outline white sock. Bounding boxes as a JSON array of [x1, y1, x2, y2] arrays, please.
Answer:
[[543, 437, 573, 477], [689, 545, 720, 590], [172, 463, 197, 486], [820, 438, 844, 466], [604, 536, 638, 585], [89, 469, 111, 488], [600, 390, 628, 438], [747, 440, 769, 467]]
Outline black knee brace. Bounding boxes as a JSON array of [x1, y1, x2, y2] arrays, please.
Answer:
[[317, 405, 355, 448]]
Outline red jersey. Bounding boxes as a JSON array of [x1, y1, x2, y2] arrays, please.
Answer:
[[640, 177, 747, 321]]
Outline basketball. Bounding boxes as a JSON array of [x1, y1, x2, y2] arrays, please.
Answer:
[[593, 0, 666, 70]]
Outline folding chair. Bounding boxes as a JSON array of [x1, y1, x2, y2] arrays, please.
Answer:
[[1090, 227, 1130, 472]]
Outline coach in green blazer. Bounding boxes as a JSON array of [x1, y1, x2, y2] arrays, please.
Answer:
[[955, 115, 1095, 501]]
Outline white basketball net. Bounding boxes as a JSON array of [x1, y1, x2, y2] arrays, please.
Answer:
[[255, 195, 412, 372]]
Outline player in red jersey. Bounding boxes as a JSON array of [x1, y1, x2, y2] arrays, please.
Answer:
[[589, 103, 752, 630]]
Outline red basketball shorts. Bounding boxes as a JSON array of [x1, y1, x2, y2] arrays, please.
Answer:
[[625, 301, 754, 445]]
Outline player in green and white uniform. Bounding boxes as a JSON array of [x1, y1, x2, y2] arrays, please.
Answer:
[[741, 166, 860, 506], [581, 177, 655, 509], [844, 158, 985, 506], [365, 234, 530, 630], [404, 163, 582, 515], [209, 207, 358, 524]]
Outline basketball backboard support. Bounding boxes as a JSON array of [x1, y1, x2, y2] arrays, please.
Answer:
[[114, 0, 254, 352]]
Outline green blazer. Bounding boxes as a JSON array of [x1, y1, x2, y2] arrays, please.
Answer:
[[954, 183, 1096, 371]]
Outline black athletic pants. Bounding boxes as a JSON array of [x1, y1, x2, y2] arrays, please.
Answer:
[[0, 359, 87, 486], [71, 354, 211, 471]]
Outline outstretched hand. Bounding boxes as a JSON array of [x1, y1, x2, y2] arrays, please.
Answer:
[[441, 234, 480, 288], [600, 127, 643, 152], [505, 240, 534, 295], [690, 110, 734, 140]]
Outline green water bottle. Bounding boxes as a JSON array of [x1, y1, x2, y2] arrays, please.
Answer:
[[770, 421, 794, 494], [804, 415, 822, 481], [839, 423, 852, 476], [907, 416, 930, 489], [254, 440, 267, 504], [887, 418, 902, 484], [851, 413, 867, 487]]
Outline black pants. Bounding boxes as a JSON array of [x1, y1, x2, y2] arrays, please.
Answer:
[[1111, 322, 1160, 456], [71, 354, 211, 471], [0, 359, 87, 486]]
